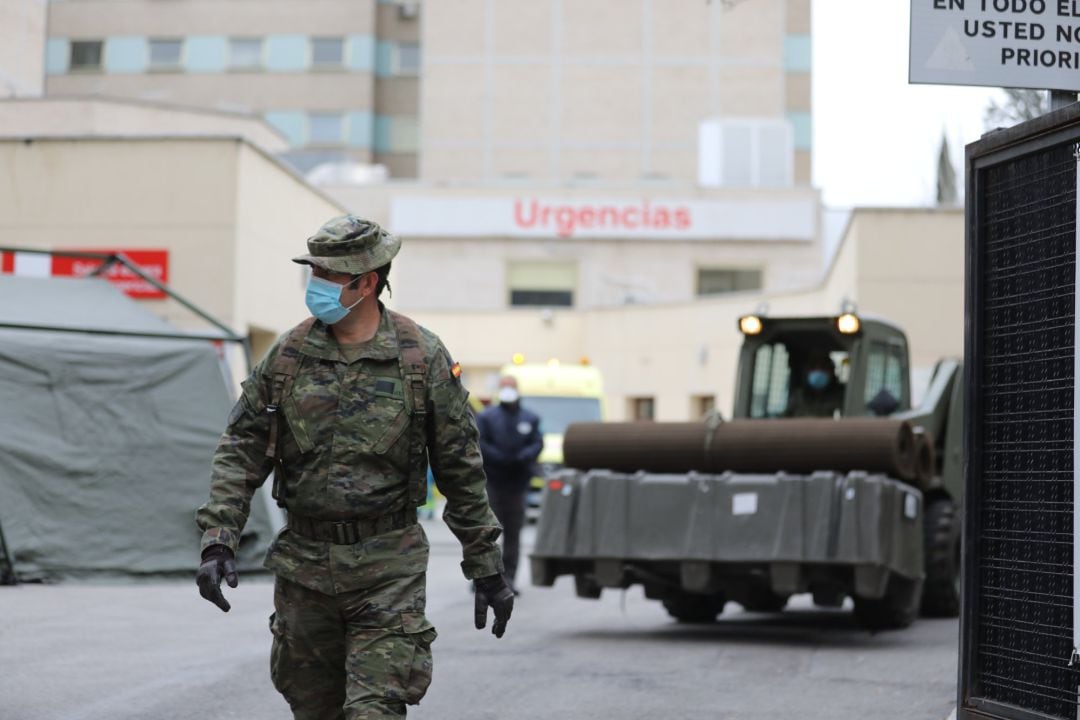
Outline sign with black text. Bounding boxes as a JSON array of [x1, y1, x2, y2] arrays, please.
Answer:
[[910, 0, 1080, 92]]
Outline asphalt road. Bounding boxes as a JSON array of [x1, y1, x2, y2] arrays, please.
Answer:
[[0, 520, 958, 720]]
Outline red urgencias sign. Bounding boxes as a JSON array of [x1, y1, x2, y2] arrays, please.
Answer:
[[1, 249, 170, 299]]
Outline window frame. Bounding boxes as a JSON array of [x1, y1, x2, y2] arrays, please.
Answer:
[[311, 36, 346, 70], [307, 111, 345, 147], [228, 37, 264, 71], [695, 266, 763, 297], [148, 38, 184, 72], [862, 339, 908, 416], [69, 40, 104, 73], [691, 394, 716, 419], [395, 42, 421, 76], [748, 342, 792, 419], [629, 396, 656, 422], [506, 260, 577, 308]]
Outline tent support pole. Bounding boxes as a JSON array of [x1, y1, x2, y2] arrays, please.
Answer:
[[0, 247, 253, 372]]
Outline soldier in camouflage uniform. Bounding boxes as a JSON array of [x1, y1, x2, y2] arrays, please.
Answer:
[[195, 216, 514, 720]]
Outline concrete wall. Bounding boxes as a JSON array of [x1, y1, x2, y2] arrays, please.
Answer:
[[0, 138, 240, 328], [0, 98, 287, 153], [0, 0, 46, 98], [233, 142, 347, 361], [391, 234, 820, 311], [405, 207, 965, 420], [0, 134, 962, 416], [46, 73, 377, 118], [849, 208, 965, 371], [47, 0, 378, 36], [0, 136, 344, 374], [324, 182, 824, 310], [44, 0, 420, 175], [420, 0, 811, 185]]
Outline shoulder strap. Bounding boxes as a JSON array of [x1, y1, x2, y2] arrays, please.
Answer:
[[389, 310, 428, 417], [389, 310, 430, 506], [265, 318, 315, 507]]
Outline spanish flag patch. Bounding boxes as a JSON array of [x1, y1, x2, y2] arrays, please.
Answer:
[[451, 362, 462, 379]]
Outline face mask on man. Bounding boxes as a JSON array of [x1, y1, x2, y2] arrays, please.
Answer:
[[305, 275, 364, 325], [806, 369, 831, 391], [497, 387, 520, 404]]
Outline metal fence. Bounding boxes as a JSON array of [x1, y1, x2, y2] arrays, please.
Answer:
[[962, 105, 1080, 720]]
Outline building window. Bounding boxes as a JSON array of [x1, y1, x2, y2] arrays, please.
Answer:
[[507, 261, 575, 307], [509, 289, 572, 306], [70, 40, 103, 72], [395, 1, 421, 20], [374, 115, 419, 154], [397, 42, 421, 75], [229, 38, 262, 70], [629, 397, 655, 421], [312, 37, 344, 68], [149, 39, 183, 70], [309, 112, 344, 145], [696, 268, 762, 296], [691, 394, 716, 418], [698, 118, 794, 188]]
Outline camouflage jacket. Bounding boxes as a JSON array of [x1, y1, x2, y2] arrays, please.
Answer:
[[784, 383, 845, 419], [196, 307, 503, 594]]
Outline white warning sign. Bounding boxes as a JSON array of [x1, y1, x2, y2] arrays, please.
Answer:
[[910, 0, 1080, 92]]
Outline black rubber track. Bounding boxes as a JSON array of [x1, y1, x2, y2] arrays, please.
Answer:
[[853, 574, 923, 631], [662, 593, 725, 623], [920, 498, 961, 617]]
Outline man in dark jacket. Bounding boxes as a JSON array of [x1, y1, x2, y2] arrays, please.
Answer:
[[476, 376, 543, 593]]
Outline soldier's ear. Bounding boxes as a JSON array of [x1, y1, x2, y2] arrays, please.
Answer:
[[350, 272, 377, 294]]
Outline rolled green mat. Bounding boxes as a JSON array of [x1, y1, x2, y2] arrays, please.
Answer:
[[563, 418, 917, 481]]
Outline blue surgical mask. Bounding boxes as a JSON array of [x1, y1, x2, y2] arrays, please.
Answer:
[[807, 370, 830, 390], [305, 275, 363, 325]]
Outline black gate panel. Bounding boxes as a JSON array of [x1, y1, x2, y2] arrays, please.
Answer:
[[963, 107, 1080, 720]]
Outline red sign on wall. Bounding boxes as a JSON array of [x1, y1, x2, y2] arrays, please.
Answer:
[[1, 249, 170, 299]]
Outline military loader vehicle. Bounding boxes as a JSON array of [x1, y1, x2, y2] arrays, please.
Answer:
[[530, 313, 962, 630]]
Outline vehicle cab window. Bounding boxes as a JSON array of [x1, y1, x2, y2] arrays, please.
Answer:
[[749, 342, 791, 418], [749, 339, 849, 419], [864, 339, 907, 415]]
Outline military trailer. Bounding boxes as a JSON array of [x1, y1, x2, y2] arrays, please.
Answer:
[[530, 313, 962, 629]]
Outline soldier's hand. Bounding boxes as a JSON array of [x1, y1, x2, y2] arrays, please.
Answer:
[[196, 545, 239, 612], [474, 573, 514, 638]]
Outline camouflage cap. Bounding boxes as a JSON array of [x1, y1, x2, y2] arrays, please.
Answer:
[[292, 215, 401, 275]]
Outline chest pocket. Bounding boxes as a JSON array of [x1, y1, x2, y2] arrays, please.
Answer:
[[279, 360, 340, 456], [368, 376, 411, 455], [278, 362, 413, 459]]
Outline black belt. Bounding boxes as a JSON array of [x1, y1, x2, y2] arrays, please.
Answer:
[[287, 509, 417, 545]]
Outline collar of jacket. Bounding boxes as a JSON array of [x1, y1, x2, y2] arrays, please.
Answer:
[[300, 302, 399, 363]]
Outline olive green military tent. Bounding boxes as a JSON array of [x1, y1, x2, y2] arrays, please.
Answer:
[[0, 274, 280, 582]]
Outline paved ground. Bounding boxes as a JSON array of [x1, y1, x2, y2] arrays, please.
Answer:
[[0, 520, 959, 720]]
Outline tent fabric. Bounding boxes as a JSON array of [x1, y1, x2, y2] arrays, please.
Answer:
[[0, 274, 179, 333], [0, 276, 279, 581]]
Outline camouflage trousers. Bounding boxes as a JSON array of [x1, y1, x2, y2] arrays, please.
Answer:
[[269, 573, 437, 720]]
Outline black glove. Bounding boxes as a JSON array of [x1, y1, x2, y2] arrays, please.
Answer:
[[196, 545, 238, 612], [474, 573, 514, 638]]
